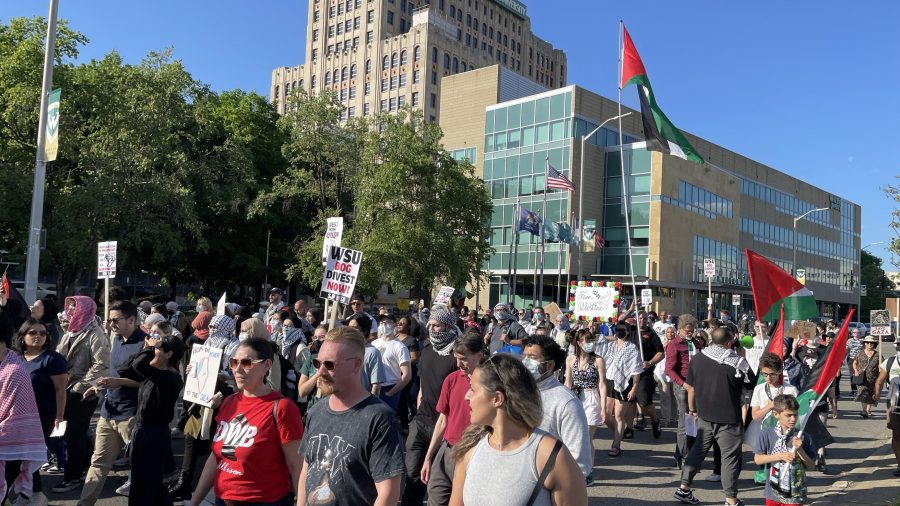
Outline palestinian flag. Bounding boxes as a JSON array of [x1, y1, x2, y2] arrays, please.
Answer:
[[756, 305, 786, 388], [746, 249, 818, 322], [795, 310, 853, 432], [620, 25, 703, 164]]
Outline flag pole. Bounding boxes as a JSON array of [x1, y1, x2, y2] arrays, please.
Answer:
[[565, 212, 574, 302], [618, 20, 640, 316], [507, 202, 517, 305], [539, 157, 549, 308]]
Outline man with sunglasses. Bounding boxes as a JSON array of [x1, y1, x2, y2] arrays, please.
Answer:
[[77, 300, 146, 506], [298, 326, 405, 506]]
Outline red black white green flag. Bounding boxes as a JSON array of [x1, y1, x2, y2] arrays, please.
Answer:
[[746, 249, 818, 322], [795, 310, 853, 432], [620, 25, 703, 164]]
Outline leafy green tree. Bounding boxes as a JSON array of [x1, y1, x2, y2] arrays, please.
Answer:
[[887, 179, 900, 270], [861, 250, 897, 316]]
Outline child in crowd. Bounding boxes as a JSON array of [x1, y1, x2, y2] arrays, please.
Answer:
[[753, 394, 816, 506]]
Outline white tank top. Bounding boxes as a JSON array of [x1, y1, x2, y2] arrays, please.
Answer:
[[462, 429, 552, 506]]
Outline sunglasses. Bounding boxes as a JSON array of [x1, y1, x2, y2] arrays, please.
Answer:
[[229, 358, 265, 369], [107, 317, 126, 324], [312, 357, 355, 371], [26, 329, 48, 337]]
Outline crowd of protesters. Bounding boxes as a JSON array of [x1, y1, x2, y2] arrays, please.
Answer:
[[0, 284, 897, 506]]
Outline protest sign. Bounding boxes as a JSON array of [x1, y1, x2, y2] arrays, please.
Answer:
[[640, 288, 652, 306], [97, 241, 117, 279], [872, 309, 891, 336], [184, 345, 223, 407], [785, 320, 817, 340], [434, 286, 454, 306], [574, 286, 618, 321], [320, 246, 363, 305], [321, 217, 344, 266]]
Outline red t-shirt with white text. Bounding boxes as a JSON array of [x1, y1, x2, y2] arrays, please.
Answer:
[[212, 391, 303, 502]]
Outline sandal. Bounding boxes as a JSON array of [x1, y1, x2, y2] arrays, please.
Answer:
[[608, 447, 622, 457]]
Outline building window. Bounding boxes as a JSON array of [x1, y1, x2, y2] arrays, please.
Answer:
[[431, 70, 437, 84], [340, 88, 348, 100], [414, 45, 421, 61], [400, 19, 406, 31], [400, 49, 408, 65], [443, 53, 450, 69], [274, 85, 280, 100], [329, 5, 336, 17], [473, 17, 478, 30], [412, 91, 420, 106], [465, 34, 471, 46], [390, 75, 398, 89], [461, 61, 467, 71], [430, 93, 437, 107], [336, 23, 342, 35], [399, 74, 406, 87], [452, 57, 458, 72], [314, 10, 320, 22], [363, 103, 370, 116], [299, 79, 304, 89], [313, 29, 319, 41], [350, 64, 358, 78], [365, 81, 371, 94], [328, 25, 335, 37], [381, 99, 388, 111], [341, 66, 348, 81], [413, 69, 420, 83], [367, 9, 374, 22], [432, 47, 438, 62], [348, 106, 356, 118], [335, 41, 342, 52], [365, 59, 371, 74], [382, 56, 390, 70], [390, 97, 397, 111], [467, 14, 472, 26], [398, 95, 405, 107], [333, 69, 340, 83], [391, 52, 398, 67], [349, 86, 357, 99], [366, 30, 373, 43], [354, 16, 360, 29], [325, 72, 331, 85], [312, 48, 319, 60], [345, 19, 352, 31], [352, 36, 359, 47], [382, 79, 389, 92], [311, 75, 316, 87], [387, 11, 394, 24]]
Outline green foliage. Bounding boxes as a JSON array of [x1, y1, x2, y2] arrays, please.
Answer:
[[887, 179, 900, 270], [861, 250, 897, 317]]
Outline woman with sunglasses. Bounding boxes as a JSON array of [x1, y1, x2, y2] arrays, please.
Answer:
[[117, 331, 184, 505], [190, 338, 303, 506], [7, 318, 68, 503], [449, 354, 587, 506]]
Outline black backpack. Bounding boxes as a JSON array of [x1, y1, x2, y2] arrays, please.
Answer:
[[275, 352, 299, 402]]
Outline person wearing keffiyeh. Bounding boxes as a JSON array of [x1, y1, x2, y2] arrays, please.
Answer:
[[0, 313, 47, 504], [752, 394, 816, 505], [206, 315, 238, 372]]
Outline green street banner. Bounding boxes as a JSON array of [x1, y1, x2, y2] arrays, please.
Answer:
[[44, 88, 61, 162]]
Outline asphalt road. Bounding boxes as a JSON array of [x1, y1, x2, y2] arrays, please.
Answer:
[[41, 352, 896, 506]]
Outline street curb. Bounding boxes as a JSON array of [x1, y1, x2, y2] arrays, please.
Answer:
[[810, 440, 899, 505]]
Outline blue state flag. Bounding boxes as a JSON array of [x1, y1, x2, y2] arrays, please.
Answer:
[[517, 206, 542, 236], [542, 221, 560, 242]]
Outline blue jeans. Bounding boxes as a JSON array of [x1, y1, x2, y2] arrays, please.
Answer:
[[379, 385, 400, 411]]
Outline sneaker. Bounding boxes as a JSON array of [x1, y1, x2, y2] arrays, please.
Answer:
[[706, 472, 721, 482], [15, 491, 48, 506], [623, 428, 634, 440], [45, 464, 64, 474], [39, 461, 53, 472], [652, 421, 661, 439], [162, 470, 180, 484], [115, 480, 131, 496], [51, 478, 84, 493], [892, 468, 900, 477], [634, 419, 647, 431], [674, 488, 700, 504]]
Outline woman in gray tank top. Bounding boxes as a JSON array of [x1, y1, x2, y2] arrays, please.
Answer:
[[448, 353, 587, 506]]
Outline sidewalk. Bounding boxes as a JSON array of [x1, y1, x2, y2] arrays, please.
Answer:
[[811, 440, 900, 505]]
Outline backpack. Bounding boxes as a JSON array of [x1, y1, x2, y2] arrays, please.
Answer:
[[275, 353, 299, 402]]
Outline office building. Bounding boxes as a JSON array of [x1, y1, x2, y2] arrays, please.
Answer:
[[441, 67, 862, 318], [270, 0, 566, 123]]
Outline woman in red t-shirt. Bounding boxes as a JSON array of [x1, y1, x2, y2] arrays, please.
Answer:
[[189, 338, 303, 506]]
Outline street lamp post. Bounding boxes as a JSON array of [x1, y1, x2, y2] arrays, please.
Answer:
[[859, 241, 885, 320], [578, 112, 631, 283], [792, 207, 830, 278]]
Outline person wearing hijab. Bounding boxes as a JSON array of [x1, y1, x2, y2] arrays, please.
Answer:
[[51, 296, 111, 493]]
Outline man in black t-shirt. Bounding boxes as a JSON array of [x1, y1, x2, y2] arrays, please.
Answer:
[[635, 325, 665, 438], [675, 327, 755, 506], [400, 307, 458, 506]]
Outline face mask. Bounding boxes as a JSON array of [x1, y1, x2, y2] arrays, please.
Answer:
[[196, 304, 207, 313], [720, 315, 729, 321], [534, 313, 544, 321], [521, 357, 546, 380], [495, 310, 509, 321], [615, 330, 628, 340], [580, 342, 595, 353], [378, 323, 396, 337], [238, 332, 249, 341]]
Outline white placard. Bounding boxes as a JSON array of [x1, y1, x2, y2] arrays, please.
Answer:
[[640, 288, 652, 306], [703, 258, 715, 278], [574, 286, 618, 321], [732, 294, 741, 306], [320, 246, 363, 305], [183, 345, 223, 407], [216, 292, 227, 316], [97, 241, 117, 279], [321, 217, 344, 266], [434, 286, 455, 306], [872, 326, 891, 336]]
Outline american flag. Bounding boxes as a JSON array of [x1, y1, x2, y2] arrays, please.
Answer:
[[594, 231, 605, 249], [546, 163, 576, 192]]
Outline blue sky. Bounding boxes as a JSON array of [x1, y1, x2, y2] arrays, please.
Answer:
[[4, 1, 898, 269]]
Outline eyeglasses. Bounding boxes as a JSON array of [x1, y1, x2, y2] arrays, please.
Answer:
[[26, 329, 48, 337], [229, 358, 265, 369], [148, 332, 162, 340], [312, 357, 355, 371]]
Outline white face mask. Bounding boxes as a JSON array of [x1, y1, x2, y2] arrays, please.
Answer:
[[521, 357, 547, 380], [196, 304, 207, 313], [378, 323, 396, 337], [534, 313, 544, 321], [238, 332, 249, 341], [580, 341, 595, 354]]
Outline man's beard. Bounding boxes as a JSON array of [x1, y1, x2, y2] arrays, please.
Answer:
[[317, 376, 336, 396]]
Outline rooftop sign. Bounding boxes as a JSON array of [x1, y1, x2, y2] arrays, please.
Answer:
[[493, 0, 527, 19]]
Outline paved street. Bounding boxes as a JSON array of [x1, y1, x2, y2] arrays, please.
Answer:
[[41, 361, 899, 506]]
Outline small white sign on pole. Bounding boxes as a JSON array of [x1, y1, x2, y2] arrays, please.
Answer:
[[732, 294, 741, 306], [434, 286, 455, 306], [703, 258, 716, 278], [321, 217, 344, 266], [320, 246, 363, 305], [183, 345, 223, 407], [640, 288, 652, 306], [871, 309, 891, 336], [97, 241, 117, 279]]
